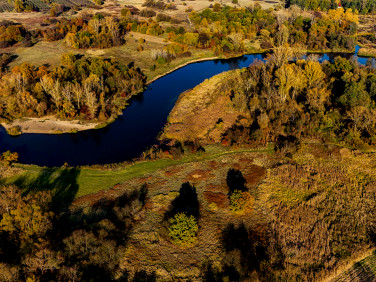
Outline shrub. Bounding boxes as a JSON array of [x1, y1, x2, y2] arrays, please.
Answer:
[[213, 3, 221, 11], [169, 213, 198, 247], [0, 150, 19, 167], [6, 126, 22, 136], [140, 9, 156, 17], [229, 190, 254, 214], [156, 13, 171, 22], [157, 57, 167, 64]]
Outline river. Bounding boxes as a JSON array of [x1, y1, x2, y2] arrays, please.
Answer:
[[0, 49, 374, 166]]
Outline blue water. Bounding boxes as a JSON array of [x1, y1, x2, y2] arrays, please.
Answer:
[[0, 51, 374, 166]]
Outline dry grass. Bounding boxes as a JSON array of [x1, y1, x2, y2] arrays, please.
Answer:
[[331, 251, 376, 282], [62, 143, 376, 280], [162, 69, 248, 142], [8, 33, 215, 82]]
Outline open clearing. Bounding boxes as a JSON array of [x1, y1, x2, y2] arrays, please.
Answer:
[[8, 34, 217, 81]]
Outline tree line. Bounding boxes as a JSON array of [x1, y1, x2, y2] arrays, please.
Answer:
[[188, 5, 358, 53], [218, 48, 376, 149], [290, 0, 376, 14], [0, 5, 360, 55]]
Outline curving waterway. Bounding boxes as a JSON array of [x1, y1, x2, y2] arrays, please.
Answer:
[[0, 49, 374, 166]]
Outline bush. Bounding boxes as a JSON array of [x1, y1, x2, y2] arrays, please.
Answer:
[[0, 150, 19, 167], [169, 213, 198, 247], [6, 126, 22, 136], [140, 9, 156, 17], [229, 190, 254, 214], [213, 3, 221, 11], [156, 13, 171, 22]]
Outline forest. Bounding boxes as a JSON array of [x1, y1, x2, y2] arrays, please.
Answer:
[[0, 5, 360, 54], [0, 54, 146, 122], [290, 0, 376, 14], [162, 49, 376, 154]]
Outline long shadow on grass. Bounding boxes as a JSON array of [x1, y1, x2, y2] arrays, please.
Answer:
[[226, 168, 247, 193], [13, 167, 80, 210], [218, 223, 274, 280], [59, 184, 149, 244], [53, 185, 149, 280], [165, 182, 199, 220]]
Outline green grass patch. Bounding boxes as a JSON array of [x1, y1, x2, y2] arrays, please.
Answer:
[[3, 145, 272, 199]]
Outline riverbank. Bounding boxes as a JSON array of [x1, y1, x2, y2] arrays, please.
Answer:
[[1, 52, 258, 135], [1, 116, 99, 134]]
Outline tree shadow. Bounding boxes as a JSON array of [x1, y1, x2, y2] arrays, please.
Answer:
[[274, 135, 300, 154], [165, 182, 199, 220], [13, 167, 80, 210], [132, 270, 157, 282], [221, 223, 269, 277], [203, 263, 240, 282], [52, 185, 150, 280], [226, 168, 247, 193], [58, 185, 149, 245]]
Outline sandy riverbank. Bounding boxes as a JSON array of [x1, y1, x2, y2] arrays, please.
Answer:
[[1, 116, 99, 134]]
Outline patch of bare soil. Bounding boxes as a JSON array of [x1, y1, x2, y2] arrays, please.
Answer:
[[1, 116, 99, 134], [204, 191, 228, 208], [185, 169, 215, 182]]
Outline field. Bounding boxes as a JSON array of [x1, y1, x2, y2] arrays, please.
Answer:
[[2, 142, 376, 279], [7, 33, 219, 82]]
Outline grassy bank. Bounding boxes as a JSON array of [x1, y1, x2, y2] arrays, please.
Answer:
[[1, 145, 272, 198]]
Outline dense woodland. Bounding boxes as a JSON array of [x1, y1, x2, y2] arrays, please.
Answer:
[[0, 184, 136, 281], [290, 0, 376, 14], [0, 5, 360, 54], [189, 6, 358, 53], [219, 51, 376, 148], [0, 54, 146, 121]]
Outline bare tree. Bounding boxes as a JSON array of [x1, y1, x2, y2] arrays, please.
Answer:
[[105, 17, 120, 42], [50, 80, 62, 111], [40, 75, 54, 94], [72, 82, 83, 109], [23, 248, 63, 275], [85, 90, 98, 119], [62, 82, 73, 104], [89, 18, 102, 35]]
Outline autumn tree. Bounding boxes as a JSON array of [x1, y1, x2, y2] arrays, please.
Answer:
[[0, 151, 18, 167]]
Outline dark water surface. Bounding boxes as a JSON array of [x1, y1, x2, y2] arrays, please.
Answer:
[[0, 51, 374, 166]]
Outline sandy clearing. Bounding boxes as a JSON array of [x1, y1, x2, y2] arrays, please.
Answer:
[[129, 31, 168, 45], [1, 116, 99, 134]]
